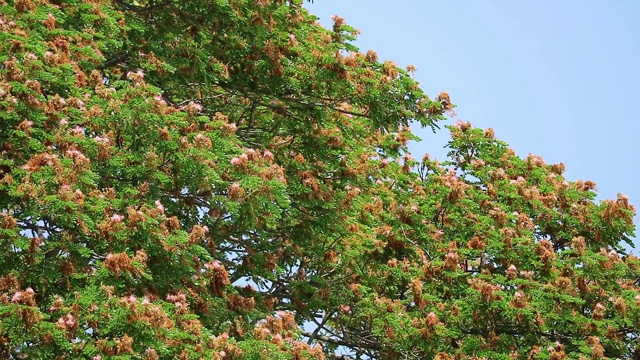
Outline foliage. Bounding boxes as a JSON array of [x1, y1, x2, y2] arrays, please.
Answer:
[[0, 0, 638, 359]]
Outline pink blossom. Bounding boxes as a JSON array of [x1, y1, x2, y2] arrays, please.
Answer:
[[93, 136, 110, 144], [182, 101, 202, 114], [59, 314, 75, 328], [75, 100, 86, 111], [155, 200, 165, 214], [153, 94, 166, 106], [70, 126, 85, 136], [245, 148, 257, 158], [11, 291, 23, 303], [205, 260, 223, 270], [93, 356, 102, 360], [110, 214, 124, 223], [59, 118, 68, 126]]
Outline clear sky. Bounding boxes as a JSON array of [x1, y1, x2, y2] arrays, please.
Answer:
[[307, 1, 640, 248]]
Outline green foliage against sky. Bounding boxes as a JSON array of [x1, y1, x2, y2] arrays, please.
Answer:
[[0, 0, 639, 359]]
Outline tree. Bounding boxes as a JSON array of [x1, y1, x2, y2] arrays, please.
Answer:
[[0, 0, 638, 359]]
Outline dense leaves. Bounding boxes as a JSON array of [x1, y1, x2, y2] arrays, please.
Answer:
[[1, 0, 638, 359]]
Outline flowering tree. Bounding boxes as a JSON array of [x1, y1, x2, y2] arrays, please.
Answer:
[[1, 0, 638, 359]]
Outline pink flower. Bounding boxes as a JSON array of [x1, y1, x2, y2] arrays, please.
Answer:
[[182, 101, 202, 114], [155, 200, 165, 214], [153, 94, 166, 106], [205, 260, 223, 270], [93, 136, 110, 144], [59, 314, 75, 328], [11, 291, 23, 303], [110, 214, 124, 223], [70, 126, 85, 136]]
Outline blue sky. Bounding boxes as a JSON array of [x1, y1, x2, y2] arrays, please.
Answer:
[[307, 1, 640, 248]]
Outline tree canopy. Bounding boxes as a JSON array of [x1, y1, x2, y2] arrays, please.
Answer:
[[1, 0, 639, 359]]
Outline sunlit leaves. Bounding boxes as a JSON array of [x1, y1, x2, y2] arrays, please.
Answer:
[[1, 0, 638, 359]]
